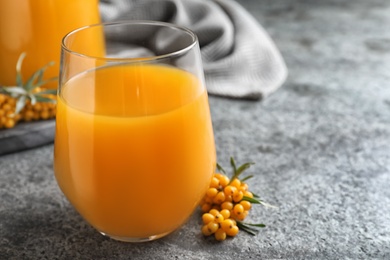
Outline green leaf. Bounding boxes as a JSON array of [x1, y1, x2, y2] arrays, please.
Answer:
[[240, 175, 254, 182], [24, 69, 42, 91], [216, 163, 226, 174], [34, 88, 57, 95], [239, 227, 257, 236], [34, 96, 56, 103], [245, 223, 266, 228], [15, 52, 27, 86], [24, 61, 55, 92], [235, 162, 254, 178], [35, 77, 58, 89], [36, 61, 54, 83], [14, 95, 27, 115], [228, 157, 255, 183], [230, 157, 237, 175], [29, 94, 37, 105], [236, 221, 266, 236], [259, 201, 278, 209], [236, 222, 259, 236], [252, 192, 260, 198], [242, 196, 262, 204], [0, 86, 26, 96]]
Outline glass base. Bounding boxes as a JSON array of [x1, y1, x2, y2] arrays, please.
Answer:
[[99, 231, 171, 243]]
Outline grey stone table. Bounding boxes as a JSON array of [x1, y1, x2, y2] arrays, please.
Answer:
[[1, 0, 390, 259]]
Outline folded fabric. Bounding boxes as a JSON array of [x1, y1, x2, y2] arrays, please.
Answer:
[[100, 0, 287, 99]]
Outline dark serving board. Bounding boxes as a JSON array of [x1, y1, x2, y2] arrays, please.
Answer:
[[0, 120, 55, 156]]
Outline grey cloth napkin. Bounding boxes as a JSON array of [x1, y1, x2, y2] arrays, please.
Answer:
[[100, 0, 287, 99]]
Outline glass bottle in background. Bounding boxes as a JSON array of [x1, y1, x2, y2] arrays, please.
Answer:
[[0, 0, 102, 89]]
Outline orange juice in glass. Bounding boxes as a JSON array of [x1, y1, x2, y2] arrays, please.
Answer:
[[0, 0, 102, 88], [54, 21, 216, 242]]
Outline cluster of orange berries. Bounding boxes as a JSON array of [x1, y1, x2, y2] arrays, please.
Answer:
[[0, 93, 56, 129], [200, 159, 266, 241], [201, 208, 239, 241]]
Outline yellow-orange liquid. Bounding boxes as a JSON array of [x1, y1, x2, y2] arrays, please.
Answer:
[[0, 0, 101, 88], [54, 64, 216, 239]]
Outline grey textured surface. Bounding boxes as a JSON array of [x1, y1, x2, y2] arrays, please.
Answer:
[[1, 0, 390, 259]]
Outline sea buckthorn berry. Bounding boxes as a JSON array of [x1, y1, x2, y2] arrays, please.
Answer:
[[220, 219, 235, 232], [209, 177, 220, 188], [204, 196, 213, 204], [240, 183, 249, 192], [226, 225, 239, 237], [209, 209, 220, 217], [50, 107, 56, 117], [219, 175, 230, 188], [33, 112, 40, 120], [41, 104, 49, 112], [211, 205, 221, 211], [40, 110, 50, 120], [23, 110, 34, 121], [224, 185, 237, 196], [214, 213, 224, 223], [202, 213, 215, 224], [233, 190, 244, 202], [214, 173, 224, 180], [4, 118, 15, 128], [224, 195, 232, 202], [2, 103, 12, 111], [235, 213, 245, 221], [244, 191, 254, 198], [233, 204, 244, 216], [7, 98, 16, 106], [33, 103, 42, 112], [6, 111, 13, 117], [240, 200, 252, 211], [221, 201, 234, 211], [25, 102, 32, 110], [230, 178, 241, 188], [213, 191, 226, 204], [235, 210, 249, 221], [201, 203, 212, 213], [207, 221, 219, 233], [220, 209, 230, 219], [202, 225, 213, 236], [214, 228, 227, 241], [206, 187, 218, 198], [14, 113, 21, 121]]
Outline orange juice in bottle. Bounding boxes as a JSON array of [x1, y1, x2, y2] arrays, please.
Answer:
[[0, 0, 102, 88]]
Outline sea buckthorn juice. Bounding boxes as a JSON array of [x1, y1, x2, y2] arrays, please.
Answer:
[[54, 22, 216, 242], [0, 0, 102, 88]]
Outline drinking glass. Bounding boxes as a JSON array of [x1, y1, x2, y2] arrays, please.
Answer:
[[54, 21, 216, 242]]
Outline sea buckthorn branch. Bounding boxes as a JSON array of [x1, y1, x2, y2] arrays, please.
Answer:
[[200, 157, 275, 240], [0, 53, 57, 129]]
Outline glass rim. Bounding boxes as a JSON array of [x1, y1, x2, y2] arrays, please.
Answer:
[[61, 20, 199, 62]]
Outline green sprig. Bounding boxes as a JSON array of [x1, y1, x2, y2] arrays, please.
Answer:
[[237, 221, 266, 236], [0, 52, 57, 116], [228, 157, 255, 184]]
